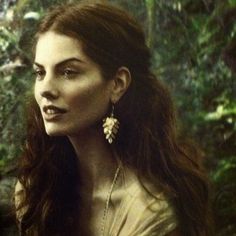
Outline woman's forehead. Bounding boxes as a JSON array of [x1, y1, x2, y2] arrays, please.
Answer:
[[34, 31, 89, 67]]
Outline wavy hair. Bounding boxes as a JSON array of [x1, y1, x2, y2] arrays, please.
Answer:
[[17, 2, 212, 235]]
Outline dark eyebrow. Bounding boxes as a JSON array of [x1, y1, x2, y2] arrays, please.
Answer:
[[33, 57, 85, 68]]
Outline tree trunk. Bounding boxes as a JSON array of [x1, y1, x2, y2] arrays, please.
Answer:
[[145, 0, 157, 50]]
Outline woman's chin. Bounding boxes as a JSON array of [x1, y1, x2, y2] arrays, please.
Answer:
[[45, 128, 66, 136]]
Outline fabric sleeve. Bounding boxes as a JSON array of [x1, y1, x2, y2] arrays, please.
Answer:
[[117, 193, 178, 236], [132, 199, 177, 236]]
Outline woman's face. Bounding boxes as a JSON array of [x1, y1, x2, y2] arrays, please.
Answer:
[[34, 31, 113, 137]]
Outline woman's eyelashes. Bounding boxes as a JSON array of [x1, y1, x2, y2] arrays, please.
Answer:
[[61, 68, 81, 79], [33, 67, 81, 80], [33, 68, 45, 80]]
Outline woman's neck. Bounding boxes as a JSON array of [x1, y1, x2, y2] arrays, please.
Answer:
[[68, 127, 119, 194]]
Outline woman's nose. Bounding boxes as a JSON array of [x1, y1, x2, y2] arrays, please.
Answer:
[[40, 90, 59, 100], [39, 74, 59, 100]]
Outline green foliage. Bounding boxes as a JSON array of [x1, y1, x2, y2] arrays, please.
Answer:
[[148, 1, 236, 234], [211, 156, 236, 235], [0, 0, 235, 235]]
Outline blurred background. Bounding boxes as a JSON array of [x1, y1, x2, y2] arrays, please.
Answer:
[[0, 0, 235, 235]]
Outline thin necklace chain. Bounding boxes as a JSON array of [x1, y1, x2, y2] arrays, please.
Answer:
[[100, 165, 121, 236]]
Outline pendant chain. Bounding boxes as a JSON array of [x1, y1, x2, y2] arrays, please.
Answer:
[[100, 165, 121, 236]]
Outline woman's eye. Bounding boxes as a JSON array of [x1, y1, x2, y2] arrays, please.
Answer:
[[33, 69, 45, 79], [62, 69, 79, 79]]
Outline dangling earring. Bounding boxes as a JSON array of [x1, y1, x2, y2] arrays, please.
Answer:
[[103, 104, 119, 144]]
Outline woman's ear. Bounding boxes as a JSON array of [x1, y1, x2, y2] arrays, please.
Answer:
[[110, 66, 131, 103]]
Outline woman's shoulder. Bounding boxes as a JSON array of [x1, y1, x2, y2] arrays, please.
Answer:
[[122, 168, 174, 211], [15, 180, 23, 193], [14, 180, 25, 222], [126, 175, 177, 224]]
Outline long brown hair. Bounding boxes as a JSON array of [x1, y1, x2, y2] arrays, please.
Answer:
[[17, 2, 212, 235]]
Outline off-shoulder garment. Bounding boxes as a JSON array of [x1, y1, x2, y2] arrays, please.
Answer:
[[101, 171, 178, 236], [15, 171, 177, 236]]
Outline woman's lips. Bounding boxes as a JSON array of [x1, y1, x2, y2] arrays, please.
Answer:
[[42, 105, 67, 121]]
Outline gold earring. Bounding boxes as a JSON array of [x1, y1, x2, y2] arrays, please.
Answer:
[[103, 104, 119, 144]]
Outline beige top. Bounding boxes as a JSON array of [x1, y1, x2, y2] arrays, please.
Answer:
[[15, 170, 177, 236], [99, 169, 177, 236]]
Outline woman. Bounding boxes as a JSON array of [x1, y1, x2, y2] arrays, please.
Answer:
[[15, 1, 212, 236]]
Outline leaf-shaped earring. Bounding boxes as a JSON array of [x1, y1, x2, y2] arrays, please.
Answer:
[[103, 104, 119, 144]]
